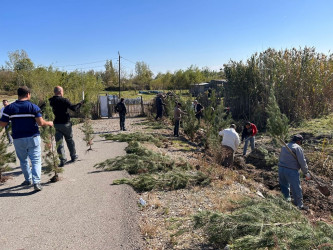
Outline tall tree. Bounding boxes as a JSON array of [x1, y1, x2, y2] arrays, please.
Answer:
[[6, 50, 34, 71], [102, 60, 118, 88], [134, 61, 153, 89]]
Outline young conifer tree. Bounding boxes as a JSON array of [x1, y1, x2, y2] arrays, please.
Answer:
[[266, 88, 289, 141], [40, 101, 63, 182], [80, 119, 94, 151], [79, 100, 95, 151], [0, 129, 16, 182]]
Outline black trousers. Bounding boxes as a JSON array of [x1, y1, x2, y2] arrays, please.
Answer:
[[174, 120, 180, 136], [119, 113, 126, 130]]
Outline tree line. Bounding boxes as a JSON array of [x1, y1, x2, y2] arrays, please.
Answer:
[[223, 47, 333, 128], [0, 50, 223, 102]]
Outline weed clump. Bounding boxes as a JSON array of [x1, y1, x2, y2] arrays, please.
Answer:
[[194, 196, 333, 249]]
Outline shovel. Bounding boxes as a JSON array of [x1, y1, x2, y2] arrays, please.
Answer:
[[278, 138, 330, 197]]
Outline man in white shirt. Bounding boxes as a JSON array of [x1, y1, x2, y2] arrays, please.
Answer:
[[0, 100, 13, 144], [218, 124, 240, 166]]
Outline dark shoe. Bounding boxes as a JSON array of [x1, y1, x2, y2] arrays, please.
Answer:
[[123, 128, 127, 131], [58, 161, 66, 167], [21, 180, 32, 186], [33, 183, 43, 191], [70, 155, 78, 162], [298, 205, 309, 211]]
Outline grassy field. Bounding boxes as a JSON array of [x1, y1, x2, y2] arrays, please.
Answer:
[[289, 113, 333, 136], [100, 90, 191, 102]]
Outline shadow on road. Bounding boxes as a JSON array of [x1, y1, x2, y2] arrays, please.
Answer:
[[0, 184, 38, 197]]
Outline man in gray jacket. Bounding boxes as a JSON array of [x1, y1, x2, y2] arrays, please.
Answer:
[[278, 134, 310, 209]]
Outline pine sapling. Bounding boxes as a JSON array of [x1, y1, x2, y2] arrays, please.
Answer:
[[0, 129, 16, 183], [266, 88, 289, 144], [80, 119, 95, 151], [40, 101, 63, 182]]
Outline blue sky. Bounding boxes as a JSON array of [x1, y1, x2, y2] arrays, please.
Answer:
[[1, 0, 332, 75]]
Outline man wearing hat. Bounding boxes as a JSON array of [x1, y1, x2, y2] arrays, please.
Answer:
[[278, 134, 311, 210]]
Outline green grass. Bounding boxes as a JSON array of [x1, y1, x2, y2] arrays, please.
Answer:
[[289, 113, 333, 137], [100, 89, 192, 102], [172, 140, 197, 152]]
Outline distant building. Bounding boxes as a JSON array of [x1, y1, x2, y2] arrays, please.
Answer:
[[189, 79, 227, 97], [189, 82, 210, 96]]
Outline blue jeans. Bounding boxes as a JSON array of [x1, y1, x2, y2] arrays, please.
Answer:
[[5, 124, 13, 144], [13, 136, 42, 184], [278, 167, 303, 208], [243, 136, 255, 155]]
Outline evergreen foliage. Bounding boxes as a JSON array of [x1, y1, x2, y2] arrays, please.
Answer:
[[80, 119, 94, 151], [94, 141, 191, 174], [194, 196, 333, 249], [103, 132, 163, 147], [40, 101, 62, 181], [95, 140, 210, 192], [266, 88, 289, 140], [0, 128, 16, 182], [112, 170, 210, 192], [181, 99, 199, 139]]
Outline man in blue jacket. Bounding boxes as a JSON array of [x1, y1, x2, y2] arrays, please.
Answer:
[[0, 86, 53, 191]]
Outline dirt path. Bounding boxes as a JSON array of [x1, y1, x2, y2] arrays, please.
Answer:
[[0, 118, 144, 250]]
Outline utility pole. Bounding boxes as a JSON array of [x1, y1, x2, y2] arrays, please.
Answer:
[[118, 51, 121, 98]]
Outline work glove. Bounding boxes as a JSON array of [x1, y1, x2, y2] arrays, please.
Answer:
[[305, 173, 311, 180]]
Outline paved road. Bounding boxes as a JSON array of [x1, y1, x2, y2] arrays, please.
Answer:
[[0, 122, 144, 250]]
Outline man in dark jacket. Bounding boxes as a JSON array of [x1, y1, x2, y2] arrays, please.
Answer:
[[193, 100, 204, 122], [241, 121, 258, 156], [116, 98, 127, 131], [155, 94, 165, 120], [49, 86, 82, 166]]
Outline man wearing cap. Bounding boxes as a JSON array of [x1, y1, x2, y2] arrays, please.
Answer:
[[218, 124, 240, 167], [0, 86, 53, 191], [278, 134, 311, 210]]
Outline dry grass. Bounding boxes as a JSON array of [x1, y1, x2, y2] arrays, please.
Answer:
[[147, 193, 162, 209], [140, 218, 159, 238], [212, 193, 247, 213]]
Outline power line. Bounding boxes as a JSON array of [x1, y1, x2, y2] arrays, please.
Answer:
[[120, 56, 137, 64], [55, 58, 118, 68]]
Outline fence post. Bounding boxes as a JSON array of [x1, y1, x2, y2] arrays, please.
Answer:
[[141, 96, 144, 115]]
